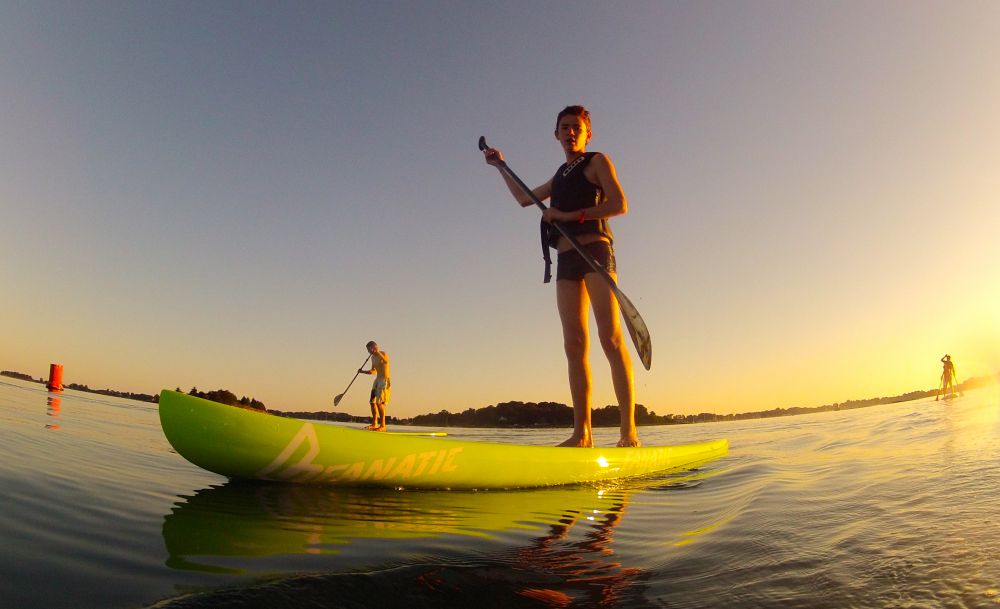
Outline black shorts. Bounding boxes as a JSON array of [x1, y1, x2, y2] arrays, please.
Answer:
[[556, 240, 616, 282]]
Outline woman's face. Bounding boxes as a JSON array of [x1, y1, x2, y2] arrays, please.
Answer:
[[555, 114, 591, 154]]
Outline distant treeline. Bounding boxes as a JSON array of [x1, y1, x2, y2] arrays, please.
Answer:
[[64, 384, 159, 403], [1, 370, 159, 403], [272, 409, 392, 426], [0, 371, 264, 410], [1, 371, 36, 383], [184, 387, 267, 412], [3, 370, 994, 428], [405, 401, 632, 428], [284, 375, 994, 428]]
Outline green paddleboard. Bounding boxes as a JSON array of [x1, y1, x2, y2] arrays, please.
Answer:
[[159, 390, 728, 489]]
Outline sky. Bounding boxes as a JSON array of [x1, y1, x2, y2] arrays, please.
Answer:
[[2, 1, 999, 418]]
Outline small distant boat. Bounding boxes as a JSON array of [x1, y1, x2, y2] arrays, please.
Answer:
[[158, 390, 728, 490]]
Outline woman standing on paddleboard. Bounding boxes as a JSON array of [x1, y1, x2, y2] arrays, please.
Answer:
[[483, 106, 639, 448]]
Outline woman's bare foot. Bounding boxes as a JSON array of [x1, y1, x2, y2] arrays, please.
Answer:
[[617, 431, 640, 447], [558, 434, 594, 448]]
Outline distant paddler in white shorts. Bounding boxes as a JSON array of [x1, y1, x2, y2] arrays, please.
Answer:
[[359, 341, 390, 431]]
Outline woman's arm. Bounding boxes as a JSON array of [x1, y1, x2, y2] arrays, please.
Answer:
[[587, 152, 627, 218], [484, 147, 552, 208]]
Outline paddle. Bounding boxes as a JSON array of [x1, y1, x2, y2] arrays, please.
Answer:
[[479, 136, 652, 370], [333, 354, 372, 407]]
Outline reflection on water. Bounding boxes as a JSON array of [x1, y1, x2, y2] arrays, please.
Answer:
[[45, 396, 61, 430], [158, 468, 724, 608], [512, 492, 645, 608], [163, 482, 637, 573]]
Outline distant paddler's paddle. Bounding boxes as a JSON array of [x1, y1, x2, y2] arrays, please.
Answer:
[[333, 354, 372, 407], [478, 136, 652, 370]]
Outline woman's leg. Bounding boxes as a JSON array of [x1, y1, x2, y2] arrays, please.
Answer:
[[556, 279, 593, 447], [584, 272, 639, 447]]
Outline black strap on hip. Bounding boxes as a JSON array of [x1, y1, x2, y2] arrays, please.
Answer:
[[540, 220, 552, 283]]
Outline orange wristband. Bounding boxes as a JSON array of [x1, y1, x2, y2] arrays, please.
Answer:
[[578, 210, 586, 224]]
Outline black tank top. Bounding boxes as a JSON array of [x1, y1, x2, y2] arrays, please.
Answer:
[[538, 152, 614, 282]]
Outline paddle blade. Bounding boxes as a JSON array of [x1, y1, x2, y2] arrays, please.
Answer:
[[478, 136, 488, 151], [615, 288, 652, 370], [333, 393, 344, 407]]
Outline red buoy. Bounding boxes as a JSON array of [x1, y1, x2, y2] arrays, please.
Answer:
[[47, 363, 64, 392]]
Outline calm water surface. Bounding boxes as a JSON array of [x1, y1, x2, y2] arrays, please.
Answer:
[[1, 377, 998, 608]]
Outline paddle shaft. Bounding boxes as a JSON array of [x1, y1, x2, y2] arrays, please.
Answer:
[[479, 136, 652, 369], [334, 354, 372, 406]]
